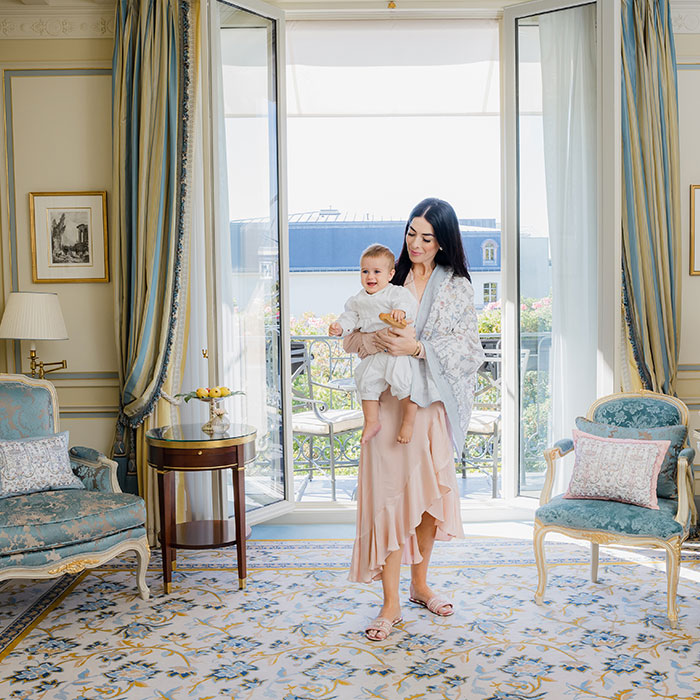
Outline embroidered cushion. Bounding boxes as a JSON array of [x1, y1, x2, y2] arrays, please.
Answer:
[[0, 431, 84, 499], [564, 429, 670, 510], [575, 417, 686, 499]]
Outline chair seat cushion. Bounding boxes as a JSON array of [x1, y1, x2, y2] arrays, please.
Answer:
[[0, 526, 146, 572], [0, 489, 147, 556], [292, 409, 364, 435], [468, 410, 500, 434], [536, 494, 684, 540]]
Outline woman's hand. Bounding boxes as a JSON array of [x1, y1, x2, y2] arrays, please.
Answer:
[[374, 324, 417, 356]]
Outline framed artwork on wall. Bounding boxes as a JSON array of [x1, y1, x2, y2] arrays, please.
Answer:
[[691, 184, 700, 276], [29, 191, 109, 283]]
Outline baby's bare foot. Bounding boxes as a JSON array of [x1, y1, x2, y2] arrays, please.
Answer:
[[397, 422, 413, 444], [361, 421, 382, 444]]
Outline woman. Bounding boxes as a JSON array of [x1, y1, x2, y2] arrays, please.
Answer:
[[345, 197, 485, 641]]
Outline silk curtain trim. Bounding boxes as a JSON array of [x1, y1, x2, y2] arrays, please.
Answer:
[[620, 0, 681, 395]]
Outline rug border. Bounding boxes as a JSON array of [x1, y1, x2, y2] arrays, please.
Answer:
[[0, 572, 87, 661]]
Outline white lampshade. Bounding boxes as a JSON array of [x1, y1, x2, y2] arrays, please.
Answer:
[[0, 292, 68, 341]]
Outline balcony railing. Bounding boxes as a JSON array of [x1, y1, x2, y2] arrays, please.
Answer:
[[290, 332, 552, 502]]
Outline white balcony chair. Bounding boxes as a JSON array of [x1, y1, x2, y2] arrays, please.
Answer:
[[291, 338, 363, 501]]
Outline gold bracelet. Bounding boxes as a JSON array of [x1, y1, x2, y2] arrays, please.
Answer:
[[411, 342, 422, 358]]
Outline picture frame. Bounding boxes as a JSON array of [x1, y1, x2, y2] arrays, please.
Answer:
[[691, 184, 700, 276], [29, 191, 109, 283]]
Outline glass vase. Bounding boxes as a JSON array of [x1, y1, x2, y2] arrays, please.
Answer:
[[201, 399, 230, 436]]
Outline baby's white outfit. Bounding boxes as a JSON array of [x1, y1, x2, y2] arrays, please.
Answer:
[[337, 284, 418, 401]]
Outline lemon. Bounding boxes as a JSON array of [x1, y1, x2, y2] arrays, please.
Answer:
[[196, 387, 210, 398], [219, 386, 231, 397], [209, 386, 222, 398]]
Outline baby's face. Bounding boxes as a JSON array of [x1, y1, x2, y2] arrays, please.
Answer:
[[360, 255, 394, 294]]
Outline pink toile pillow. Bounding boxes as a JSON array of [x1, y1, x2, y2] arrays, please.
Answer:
[[564, 429, 671, 510]]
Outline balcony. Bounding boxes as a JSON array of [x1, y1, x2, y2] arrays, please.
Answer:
[[290, 332, 551, 503]]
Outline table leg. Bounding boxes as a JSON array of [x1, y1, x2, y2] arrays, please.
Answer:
[[157, 470, 175, 594], [232, 446, 247, 589]]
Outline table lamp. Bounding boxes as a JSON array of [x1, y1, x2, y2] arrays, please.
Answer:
[[0, 291, 68, 378]]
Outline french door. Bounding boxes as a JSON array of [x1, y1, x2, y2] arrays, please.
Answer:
[[200, 0, 621, 521], [502, 0, 620, 499], [206, 0, 294, 524]]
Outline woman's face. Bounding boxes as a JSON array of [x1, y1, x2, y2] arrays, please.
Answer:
[[406, 216, 439, 268]]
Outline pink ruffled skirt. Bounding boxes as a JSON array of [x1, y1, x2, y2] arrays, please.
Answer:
[[348, 391, 464, 583]]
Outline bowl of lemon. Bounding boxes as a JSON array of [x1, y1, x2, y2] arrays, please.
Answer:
[[176, 386, 243, 435]]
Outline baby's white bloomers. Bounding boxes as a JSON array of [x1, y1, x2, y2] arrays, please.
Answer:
[[337, 285, 419, 402]]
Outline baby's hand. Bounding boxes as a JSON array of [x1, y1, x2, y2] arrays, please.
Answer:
[[328, 321, 343, 337], [390, 309, 406, 323]]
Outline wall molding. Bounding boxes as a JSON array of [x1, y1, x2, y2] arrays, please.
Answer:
[[0, 1, 695, 38], [672, 0, 700, 33], [0, 8, 114, 39]]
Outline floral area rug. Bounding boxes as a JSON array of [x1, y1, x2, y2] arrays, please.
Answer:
[[0, 573, 84, 657], [1, 536, 700, 700]]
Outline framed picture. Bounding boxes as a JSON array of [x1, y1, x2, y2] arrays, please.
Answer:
[[692, 185, 700, 276], [29, 191, 109, 283]]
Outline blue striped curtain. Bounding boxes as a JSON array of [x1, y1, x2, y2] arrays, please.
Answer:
[[112, 0, 190, 495], [621, 0, 681, 394]]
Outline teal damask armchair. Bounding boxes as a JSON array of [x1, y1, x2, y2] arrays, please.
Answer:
[[534, 390, 695, 628], [0, 374, 150, 598]]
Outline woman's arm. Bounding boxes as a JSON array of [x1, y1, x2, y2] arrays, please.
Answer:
[[423, 277, 485, 377], [342, 330, 382, 359]]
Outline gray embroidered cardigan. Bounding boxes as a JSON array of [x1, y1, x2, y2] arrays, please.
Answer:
[[411, 265, 485, 450]]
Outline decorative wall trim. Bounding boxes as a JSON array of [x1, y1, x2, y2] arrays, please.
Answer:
[[678, 365, 700, 371], [672, 0, 700, 33], [3, 68, 113, 374], [60, 407, 119, 417], [0, 8, 114, 39]]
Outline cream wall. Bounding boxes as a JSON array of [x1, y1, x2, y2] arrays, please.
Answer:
[[0, 37, 119, 454], [675, 33, 700, 461], [0, 7, 698, 465]]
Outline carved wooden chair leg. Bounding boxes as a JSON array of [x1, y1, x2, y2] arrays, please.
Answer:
[[590, 541, 599, 583], [135, 538, 151, 601], [533, 522, 548, 604], [664, 538, 682, 629]]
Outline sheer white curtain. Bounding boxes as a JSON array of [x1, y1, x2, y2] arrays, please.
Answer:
[[539, 5, 597, 492], [179, 14, 215, 521]]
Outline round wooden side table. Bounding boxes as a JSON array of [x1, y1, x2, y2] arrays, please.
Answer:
[[146, 423, 257, 594]]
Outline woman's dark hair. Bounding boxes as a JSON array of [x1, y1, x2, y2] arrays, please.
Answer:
[[393, 197, 471, 286]]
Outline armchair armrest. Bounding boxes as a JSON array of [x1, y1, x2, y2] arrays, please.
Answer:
[[540, 438, 574, 506], [69, 446, 121, 493], [675, 447, 696, 527]]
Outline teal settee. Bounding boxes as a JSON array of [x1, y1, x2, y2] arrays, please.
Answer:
[[534, 390, 695, 628], [0, 374, 149, 598]]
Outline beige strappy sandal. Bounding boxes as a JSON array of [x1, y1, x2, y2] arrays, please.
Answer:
[[408, 588, 454, 616], [365, 616, 403, 641]]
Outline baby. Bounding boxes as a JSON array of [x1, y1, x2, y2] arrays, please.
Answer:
[[329, 244, 418, 444]]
